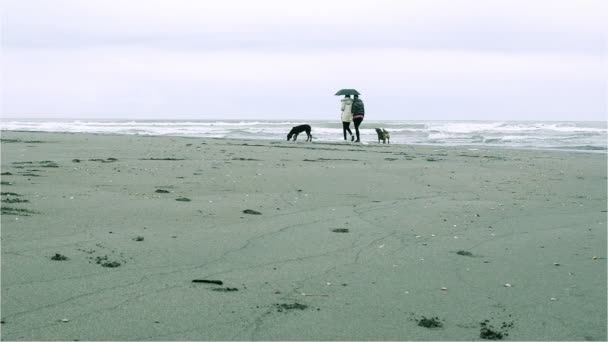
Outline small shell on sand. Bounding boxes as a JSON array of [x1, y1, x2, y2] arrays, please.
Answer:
[[592, 256, 598, 260], [440, 287, 448, 291], [504, 283, 512, 287], [61, 318, 69, 322]]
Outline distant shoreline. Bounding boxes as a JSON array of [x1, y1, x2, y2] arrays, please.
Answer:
[[1, 129, 606, 154]]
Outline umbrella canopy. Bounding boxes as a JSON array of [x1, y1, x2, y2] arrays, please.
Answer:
[[335, 89, 360, 96]]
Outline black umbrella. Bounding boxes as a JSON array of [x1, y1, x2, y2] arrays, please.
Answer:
[[335, 89, 360, 96]]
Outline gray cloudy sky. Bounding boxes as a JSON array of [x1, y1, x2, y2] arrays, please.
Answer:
[[1, 0, 606, 120]]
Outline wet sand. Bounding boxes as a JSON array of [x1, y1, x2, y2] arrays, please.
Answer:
[[1, 131, 606, 341]]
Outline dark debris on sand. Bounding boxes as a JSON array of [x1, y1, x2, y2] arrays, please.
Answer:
[[50, 253, 69, 261], [479, 320, 513, 340], [94, 255, 122, 268], [101, 261, 121, 268], [89, 158, 118, 163], [212, 287, 239, 292], [243, 209, 262, 215], [139, 158, 186, 161], [1, 207, 37, 216], [456, 250, 474, 256], [417, 316, 443, 328], [331, 228, 349, 233], [275, 303, 308, 312], [2, 197, 29, 203], [192, 279, 223, 285], [175, 197, 191, 202]]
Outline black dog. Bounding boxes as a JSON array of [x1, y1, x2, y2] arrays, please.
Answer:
[[287, 124, 312, 142]]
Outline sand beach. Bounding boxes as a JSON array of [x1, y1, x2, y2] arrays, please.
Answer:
[[1, 131, 606, 341]]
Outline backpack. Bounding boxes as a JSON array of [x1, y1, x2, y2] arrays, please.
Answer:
[[352, 99, 365, 115]]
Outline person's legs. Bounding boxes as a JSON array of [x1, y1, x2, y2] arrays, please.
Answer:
[[342, 122, 353, 140], [353, 118, 363, 142]]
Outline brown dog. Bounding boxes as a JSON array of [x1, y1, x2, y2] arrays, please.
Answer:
[[375, 128, 390, 144]]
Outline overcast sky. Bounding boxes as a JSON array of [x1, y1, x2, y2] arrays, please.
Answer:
[[1, 0, 606, 121]]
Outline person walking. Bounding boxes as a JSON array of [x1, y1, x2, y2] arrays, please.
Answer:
[[351, 94, 365, 142], [340, 95, 355, 141]]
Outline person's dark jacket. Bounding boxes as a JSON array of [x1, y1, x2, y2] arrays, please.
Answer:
[[352, 98, 365, 116]]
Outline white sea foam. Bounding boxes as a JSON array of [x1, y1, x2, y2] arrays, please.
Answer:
[[1, 120, 606, 152]]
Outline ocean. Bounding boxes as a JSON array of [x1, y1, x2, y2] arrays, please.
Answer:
[[1, 120, 606, 153]]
